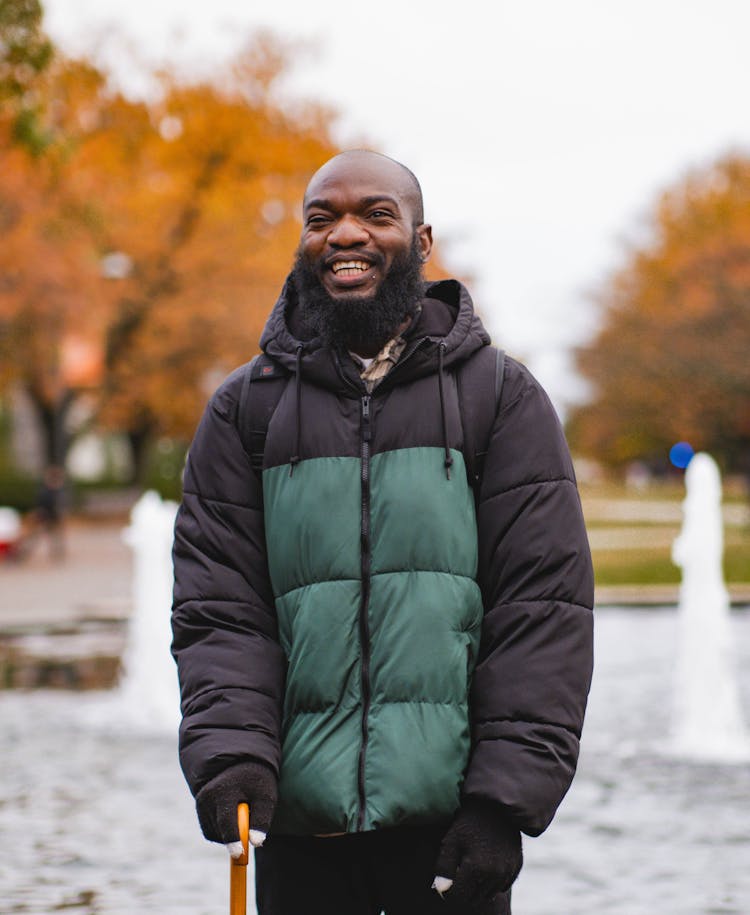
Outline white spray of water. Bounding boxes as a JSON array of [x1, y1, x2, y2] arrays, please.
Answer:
[[116, 490, 181, 732], [671, 453, 750, 761]]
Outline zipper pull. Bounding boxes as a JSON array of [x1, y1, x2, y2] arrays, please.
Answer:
[[362, 395, 371, 442]]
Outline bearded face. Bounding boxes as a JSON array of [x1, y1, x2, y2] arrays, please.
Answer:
[[292, 233, 426, 355]]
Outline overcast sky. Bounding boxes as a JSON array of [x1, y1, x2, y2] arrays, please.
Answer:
[[42, 0, 750, 405]]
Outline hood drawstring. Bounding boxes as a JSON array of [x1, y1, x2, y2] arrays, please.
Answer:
[[289, 344, 303, 477], [437, 342, 453, 481]]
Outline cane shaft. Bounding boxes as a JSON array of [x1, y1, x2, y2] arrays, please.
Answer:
[[229, 802, 250, 915]]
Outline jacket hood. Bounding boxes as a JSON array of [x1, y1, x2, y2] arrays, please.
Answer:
[[259, 275, 491, 393]]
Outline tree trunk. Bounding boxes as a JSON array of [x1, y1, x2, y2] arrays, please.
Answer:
[[127, 420, 155, 486], [26, 383, 75, 469]]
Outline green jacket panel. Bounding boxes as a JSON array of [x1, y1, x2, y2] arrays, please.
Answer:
[[263, 456, 361, 598], [263, 447, 482, 834], [363, 700, 471, 829], [367, 570, 481, 704], [274, 579, 362, 709], [274, 706, 362, 833], [369, 446, 479, 578]]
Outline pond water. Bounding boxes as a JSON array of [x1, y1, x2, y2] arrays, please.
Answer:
[[2, 607, 749, 914]]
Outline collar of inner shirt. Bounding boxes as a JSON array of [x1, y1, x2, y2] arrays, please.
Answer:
[[349, 307, 421, 384]]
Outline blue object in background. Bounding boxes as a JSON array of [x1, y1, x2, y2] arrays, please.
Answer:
[[669, 441, 694, 469]]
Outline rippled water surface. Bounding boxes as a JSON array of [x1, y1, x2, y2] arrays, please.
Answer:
[[2, 608, 750, 914]]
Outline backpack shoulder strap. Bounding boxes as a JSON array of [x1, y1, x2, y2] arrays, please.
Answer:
[[456, 345, 506, 495], [237, 353, 289, 473]]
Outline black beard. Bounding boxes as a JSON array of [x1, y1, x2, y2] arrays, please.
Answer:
[[292, 236, 425, 354]]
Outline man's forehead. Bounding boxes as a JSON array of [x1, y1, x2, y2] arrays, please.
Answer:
[[303, 154, 415, 212]]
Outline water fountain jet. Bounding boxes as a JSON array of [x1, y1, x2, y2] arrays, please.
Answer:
[[671, 452, 750, 761], [115, 490, 181, 731]]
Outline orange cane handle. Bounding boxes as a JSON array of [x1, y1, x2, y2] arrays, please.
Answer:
[[230, 802, 250, 915]]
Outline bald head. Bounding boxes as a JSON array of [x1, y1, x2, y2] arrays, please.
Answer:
[[304, 150, 425, 226]]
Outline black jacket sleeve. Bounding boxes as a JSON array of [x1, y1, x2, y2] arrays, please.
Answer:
[[463, 357, 594, 836], [171, 367, 285, 797]]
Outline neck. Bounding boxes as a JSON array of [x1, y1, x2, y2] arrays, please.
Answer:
[[349, 314, 414, 358]]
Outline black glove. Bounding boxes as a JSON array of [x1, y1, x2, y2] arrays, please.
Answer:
[[434, 797, 523, 913], [195, 760, 277, 845]]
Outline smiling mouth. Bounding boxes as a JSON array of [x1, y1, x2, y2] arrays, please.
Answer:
[[330, 260, 371, 277]]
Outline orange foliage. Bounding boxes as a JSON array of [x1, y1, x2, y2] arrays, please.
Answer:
[[0, 37, 340, 465], [0, 62, 114, 402], [568, 155, 750, 475], [1, 29, 455, 474]]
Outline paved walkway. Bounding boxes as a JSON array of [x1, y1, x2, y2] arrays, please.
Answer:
[[1, 519, 748, 635], [595, 582, 750, 607], [0, 521, 132, 630]]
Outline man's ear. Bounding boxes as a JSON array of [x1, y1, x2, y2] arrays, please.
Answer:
[[416, 223, 433, 263]]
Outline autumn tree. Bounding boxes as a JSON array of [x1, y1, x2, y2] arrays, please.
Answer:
[[0, 8, 100, 466], [567, 154, 750, 477], [87, 41, 341, 477], [0, 27, 340, 478], [0, 53, 159, 467]]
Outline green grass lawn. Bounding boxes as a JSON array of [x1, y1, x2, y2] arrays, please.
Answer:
[[592, 542, 750, 586], [579, 480, 750, 586]]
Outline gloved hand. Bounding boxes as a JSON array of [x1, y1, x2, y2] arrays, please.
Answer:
[[195, 760, 277, 857], [433, 797, 523, 913]]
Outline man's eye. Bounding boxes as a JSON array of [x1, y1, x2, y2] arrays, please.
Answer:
[[369, 210, 392, 220], [306, 214, 330, 226]]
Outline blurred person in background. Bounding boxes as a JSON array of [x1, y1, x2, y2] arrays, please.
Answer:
[[171, 151, 594, 914], [25, 464, 67, 560]]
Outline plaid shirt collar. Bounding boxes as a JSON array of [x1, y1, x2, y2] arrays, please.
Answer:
[[349, 306, 421, 393]]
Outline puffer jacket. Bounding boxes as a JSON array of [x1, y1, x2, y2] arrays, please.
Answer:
[[171, 277, 594, 838]]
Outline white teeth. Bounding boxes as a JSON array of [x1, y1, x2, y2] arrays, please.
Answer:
[[332, 260, 369, 274]]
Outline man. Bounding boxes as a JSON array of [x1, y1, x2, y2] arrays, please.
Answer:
[[171, 150, 594, 914]]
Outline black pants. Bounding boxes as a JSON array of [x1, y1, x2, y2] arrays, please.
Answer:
[[255, 824, 511, 915]]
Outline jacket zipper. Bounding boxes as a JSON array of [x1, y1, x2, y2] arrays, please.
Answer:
[[332, 348, 430, 828], [357, 393, 372, 831]]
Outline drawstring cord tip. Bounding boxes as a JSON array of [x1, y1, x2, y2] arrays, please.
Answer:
[[288, 344, 304, 475]]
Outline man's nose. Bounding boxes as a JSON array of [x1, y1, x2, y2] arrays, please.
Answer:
[[327, 214, 369, 247]]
